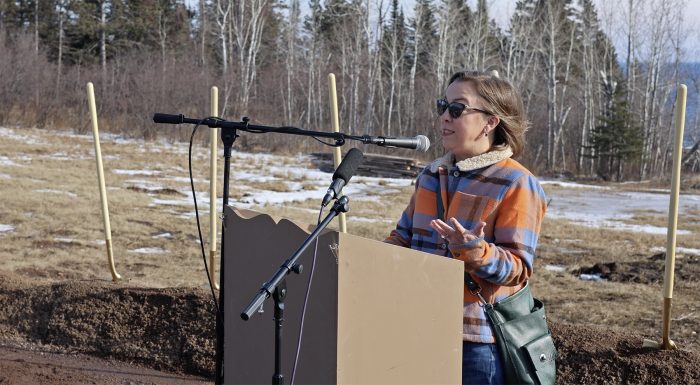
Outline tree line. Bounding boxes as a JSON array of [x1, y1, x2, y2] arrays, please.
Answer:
[[0, 0, 698, 180]]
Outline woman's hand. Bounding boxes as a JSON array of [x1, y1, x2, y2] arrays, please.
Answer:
[[430, 218, 485, 245]]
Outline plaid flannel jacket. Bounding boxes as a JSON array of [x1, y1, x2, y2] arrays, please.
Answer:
[[385, 149, 547, 343]]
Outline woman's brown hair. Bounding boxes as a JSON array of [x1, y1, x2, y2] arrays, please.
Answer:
[[448, 71, 528, 158]]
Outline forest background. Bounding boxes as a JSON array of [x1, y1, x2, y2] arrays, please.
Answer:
[[1, 0, 700, 181]]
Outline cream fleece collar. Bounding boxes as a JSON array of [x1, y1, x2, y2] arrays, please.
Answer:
[[429, 147, 513, 173]]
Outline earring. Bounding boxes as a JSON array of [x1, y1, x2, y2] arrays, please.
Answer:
[[483, 130, 489, 137]]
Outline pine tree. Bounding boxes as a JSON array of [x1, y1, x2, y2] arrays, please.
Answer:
[[589, 73, 644, 181]]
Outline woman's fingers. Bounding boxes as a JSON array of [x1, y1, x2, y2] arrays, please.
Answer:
[[432, 218, 486, 242], [430, 219, 455, 237], [450, 218, 467, 233], [473, 221, 487, 237]]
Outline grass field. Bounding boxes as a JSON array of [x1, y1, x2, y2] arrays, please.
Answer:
[[1, 126, 698, 353]]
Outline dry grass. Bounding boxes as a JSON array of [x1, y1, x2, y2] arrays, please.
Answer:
[[1, 126, 698, 352]]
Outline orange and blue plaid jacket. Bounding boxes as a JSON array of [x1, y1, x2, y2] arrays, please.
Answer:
[[386, 150, 547, 343]]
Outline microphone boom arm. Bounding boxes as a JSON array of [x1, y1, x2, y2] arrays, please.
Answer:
[[153, 113, 427, 150], [154, 113, 360, 146]]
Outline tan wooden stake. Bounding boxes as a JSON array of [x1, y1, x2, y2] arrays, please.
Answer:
[[86, 82, 121, 282], [328, 73, 347, 233], [209, 86, 220, 290], [643, 84, 686, 350]]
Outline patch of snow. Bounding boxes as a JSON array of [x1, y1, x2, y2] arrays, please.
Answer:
[[544, 264, 567, 272], [0, 127, 45, 145], [33, 189, 77, 198], [650, 246, 700, 256], [163, 176, 206, 184], [54, 237, 77, 243], [0, 224, 15, 233], [129, 247, 166, 254], [546, 188, 698, 235], [579, 273, 605, 281], [233, 171, 279, 183], [113, 169, 161, 176], [152, 232, 173, 238], [348, 216, 394, 223], [0, 156, 19, 166], [540, 180, 610, 189], [0, 173, 10, 179]]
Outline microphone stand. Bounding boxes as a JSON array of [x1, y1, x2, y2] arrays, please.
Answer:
[[150, 113, 382, 384], [240, 196, 350, 385], [214, 120, 241, 385]]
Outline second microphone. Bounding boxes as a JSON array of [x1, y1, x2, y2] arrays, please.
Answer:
[[321, 148, 364, 207]]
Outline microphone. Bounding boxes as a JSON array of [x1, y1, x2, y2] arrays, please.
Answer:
[[153, 113, 186, 124], [361, 135, 430, 152], [322, 148, 364, 207]]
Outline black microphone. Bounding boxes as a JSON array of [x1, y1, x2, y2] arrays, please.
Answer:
[[322, 148, 364, 207], [360, 135, 430, 152]]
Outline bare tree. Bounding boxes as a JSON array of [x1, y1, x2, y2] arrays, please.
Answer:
[[231, 0, 270, 113]]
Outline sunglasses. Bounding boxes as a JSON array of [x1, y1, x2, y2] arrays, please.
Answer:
[[436, 99, 491, 119]]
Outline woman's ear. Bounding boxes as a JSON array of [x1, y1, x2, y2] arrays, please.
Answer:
[[487, 115, 500, 130]]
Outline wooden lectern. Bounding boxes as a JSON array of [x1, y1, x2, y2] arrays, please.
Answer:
[[223, 206, 463, 384]]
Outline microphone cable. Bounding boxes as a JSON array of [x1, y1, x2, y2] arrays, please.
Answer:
[[186, 118, 224, 319], [290, 203, 325, 385], [185, 117, 343, 318]]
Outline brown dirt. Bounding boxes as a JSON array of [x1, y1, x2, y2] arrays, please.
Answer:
[[577, 253, 700, 285], [1, 271, 698, 384]]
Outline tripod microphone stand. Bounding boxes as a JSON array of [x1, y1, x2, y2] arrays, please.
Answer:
[[240, 196, 350, 384], [152, 113, 359, 385]]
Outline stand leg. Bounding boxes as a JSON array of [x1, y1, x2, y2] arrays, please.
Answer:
[[272, 281, 287, 385], [216, 127, 238, 385]]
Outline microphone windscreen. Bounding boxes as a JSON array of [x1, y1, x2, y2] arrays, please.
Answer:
[[416, 135, 431, 152], [153, 113, 184, 124], [333, 148, 364, 182]]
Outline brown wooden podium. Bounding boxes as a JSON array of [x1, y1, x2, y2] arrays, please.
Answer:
[[223, 206, 463, 384]]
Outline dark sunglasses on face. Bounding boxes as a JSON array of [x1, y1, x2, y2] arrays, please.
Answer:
[[436, 98, 491, 119]]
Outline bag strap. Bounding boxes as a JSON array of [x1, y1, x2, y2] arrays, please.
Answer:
[[435, 179, 490, 306]]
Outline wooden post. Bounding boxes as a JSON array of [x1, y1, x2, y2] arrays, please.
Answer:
[[86, 82, 121, 282], [210, 86, 220, 290], [328, 74, 346, 233], [661, 84, 687, 350]]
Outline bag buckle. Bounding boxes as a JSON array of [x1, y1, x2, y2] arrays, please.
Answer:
[[470, 287, 489, 306]]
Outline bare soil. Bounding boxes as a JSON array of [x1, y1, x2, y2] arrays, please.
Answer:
[[1, 271, 699, 384]]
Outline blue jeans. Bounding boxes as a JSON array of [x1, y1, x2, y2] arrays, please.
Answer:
[[462, 341, 504, 385]]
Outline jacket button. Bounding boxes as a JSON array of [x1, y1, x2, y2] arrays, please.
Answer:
[[440, 243, 447, 249], [453, 170, 460, 177]]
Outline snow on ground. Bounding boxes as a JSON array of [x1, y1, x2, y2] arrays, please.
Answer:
[[650, 246, 700, 256], [3, 128, 699, 236], [128, 247, 166, 254], [0, 225, 14, 233], [113, 169, 161, 176], [33, 189, 78, 198], [544, 187, 698, 235], [540, 180, 610, 190]]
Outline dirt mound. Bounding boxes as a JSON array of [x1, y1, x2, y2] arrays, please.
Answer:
[[1, 271, 699, 384], [0, 272, 215, 377], [577, 253, 700, 284]]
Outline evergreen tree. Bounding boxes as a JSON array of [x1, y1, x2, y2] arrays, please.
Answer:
[[589, 73, 644, 180], [408, 0, 437, 75]]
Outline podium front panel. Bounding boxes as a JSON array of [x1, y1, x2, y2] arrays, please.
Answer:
[[223, 207, 338, 384], [336, 232, 463, 385]]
